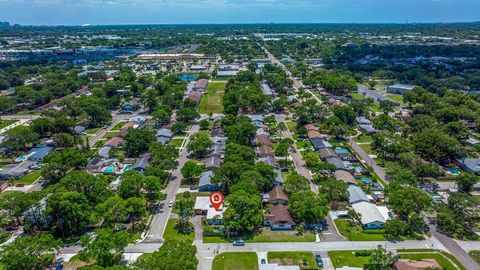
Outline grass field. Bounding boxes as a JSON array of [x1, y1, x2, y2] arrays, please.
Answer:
[[163, 218, 194, 243], [360, 144, 374, 155], [198, 81, 227, 114], [354, 134, 373, 143], [203, 229, 315, 243], [284, 121, 296, 132], [268, 251, 318, 269], [386, 94, 405, 104], [15, 170, 42, 184], [85, 127, 101, 135], [329, 250, 372, 268], [470, 250, 480, 264], [169, 138, 185, 148], [110, 121, 128, 131], [212, 252, 258, 270], [334, 219, 385, 241]]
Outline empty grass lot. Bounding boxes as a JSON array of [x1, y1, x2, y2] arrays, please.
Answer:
[[203, 229, 315, 243], [329, 250, 372, 268], [198, 81, 227, 114], [212, 252, 258, 270], [163, 218, 194, 243], [268, 252, 318, 269]]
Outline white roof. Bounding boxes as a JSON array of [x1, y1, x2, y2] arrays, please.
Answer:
[[194, 197, 211, 211], [206, 206, 226, 220], [351, 201, 391, 225], [260, 264, 300, 270]]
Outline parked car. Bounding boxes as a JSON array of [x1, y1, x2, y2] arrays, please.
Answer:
[[232, 240, 245, 246], [261, 259, 266, 264], [315, 255, 323, 268], [168, 201, 174, 207]]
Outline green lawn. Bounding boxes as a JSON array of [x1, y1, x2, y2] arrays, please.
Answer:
[[0, 120, 15, 129], [354, 134, 373, 143], [285, 121, 296, 132], [386, 94, 405, 104], [470, 250, 480, 264], [296, 140, 312, 149], [86, 127, 101, 135], [268, 252, 318, 269], [163, 218, 194, 243], [111, 121, 128, 130], [398, 252, 465, 270], [204, 229, 315, 243], [198, 81, 227, 114], [351, 93, 365, 100], [212, 252, 258, 270], [15, 170, 42, 184], [360, 144, 374, 155], [329, 250, 372, 268], [169, 138, 185, 148], [334, 219, 385, 241]]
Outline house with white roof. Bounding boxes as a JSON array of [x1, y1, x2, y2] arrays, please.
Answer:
[[351, 201, 392, 229]]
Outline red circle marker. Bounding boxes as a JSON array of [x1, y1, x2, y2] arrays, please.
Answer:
[[209, 192, 224, 210]]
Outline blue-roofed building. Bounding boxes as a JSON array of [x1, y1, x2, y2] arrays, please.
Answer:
[[28, 146, 53, 162], [121, 103, 135, 113], [133, 154, 150, 173], [335, 148, 350, 159], [457, 157, 480, 174], [348, 185, 370, 204], [262, 83, 273, 96], [156, 128, 173, 145], [198, 171, 220, 192], [273, 169, 285, 186]]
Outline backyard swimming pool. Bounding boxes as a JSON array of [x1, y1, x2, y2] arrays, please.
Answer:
[[177, 73, 198, 81]]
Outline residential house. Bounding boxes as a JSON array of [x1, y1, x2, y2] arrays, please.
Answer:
[[28, 146, 53, 162], [270, 186, 288, 205], [194, 196, 211, 215], [133, 154, 150, 173], [98, 146, 111, 159], [356, 116, 372, 126], [0, 160, 34, 180], [326, 157, 353, 172], [256, 134, 272, 146], [311, 138, 331, 150], [257, 145, 275, 157], [273, 169, 284, 186], [334, 170, 356, 185], [74, 125, 86, 135], [351, 201, 392, 229], [194, 196, 226, 225], [348, 185, 370, 204], [335, 148, 350, 159], [457, 157, 480, 174], [121, 102, 136, 114], [204, 156, 222, 170], [262, 83, 273, 96], [307, 130, 322, 140], [198, 171, 220, 192], [193, 79, 209, 91], [318, 148, 337, 160], [359, 124, 376, 135], [207, 144, 224, 158], [305, 124, 319, 131], [264, 204, 295, 230], [250, 115, 264, 128], [104, 137, 125, 148], [387, 84, 416, 94], [187, 91, 203, 104], [156, 128, 173, 145], [257, 156, 279, 169]]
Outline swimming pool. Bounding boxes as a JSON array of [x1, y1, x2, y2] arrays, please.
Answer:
[[177, 73, 198, 81], [354, 166, 363, 173], [104, 165, 115, 174], [362, 178, 372, 184], [447, 168, 460, 175], [123, 165, 133, 172]]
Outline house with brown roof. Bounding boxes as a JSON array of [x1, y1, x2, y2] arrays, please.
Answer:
[[264, 204, 295, 230], [255, 134, 272, 146], [193, 79, 209, 91], [307, 130, 322, 140], [393, 259, 442, 270], [257, 145, 275, 157], [270, 186, 288, 205], [318, 148, 337, 159], [104, 136, 125, 148], [333, 170, 356, 185], [305, 124, 319, 131], [188, 91, 203, 104]]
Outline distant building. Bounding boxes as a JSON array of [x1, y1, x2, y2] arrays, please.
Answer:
[[0, 160, 34, 180], [28, 146, 53, 162], [387, 84, 416, 95], [457, 157, 480, 174], [193, 79, 209, 91]]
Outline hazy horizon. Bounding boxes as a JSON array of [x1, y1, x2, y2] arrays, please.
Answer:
[[1, 0, 480, 26]]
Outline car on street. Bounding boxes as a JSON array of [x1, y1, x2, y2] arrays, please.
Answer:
[[261, 259, 266, 264], [232, 240, 245, 246], [315, 255, 323, 268], [168, 201, 173, 207]]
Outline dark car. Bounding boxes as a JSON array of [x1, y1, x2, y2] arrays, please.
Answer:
[[315, 255, 323, 268], [232, 240, 245, 246], [261, 259, 266, 264]]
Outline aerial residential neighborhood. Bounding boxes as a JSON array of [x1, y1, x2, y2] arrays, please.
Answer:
[[1, 3, 480, 270]]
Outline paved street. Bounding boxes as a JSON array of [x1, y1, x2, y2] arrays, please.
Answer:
[[348, 137, 387, 182], [143, 124, 199, 242]]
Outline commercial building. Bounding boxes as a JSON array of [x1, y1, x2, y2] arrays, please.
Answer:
[[387, 84, 416, 94]]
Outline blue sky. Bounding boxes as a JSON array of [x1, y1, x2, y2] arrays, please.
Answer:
[[0, 0, 479, 25]]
